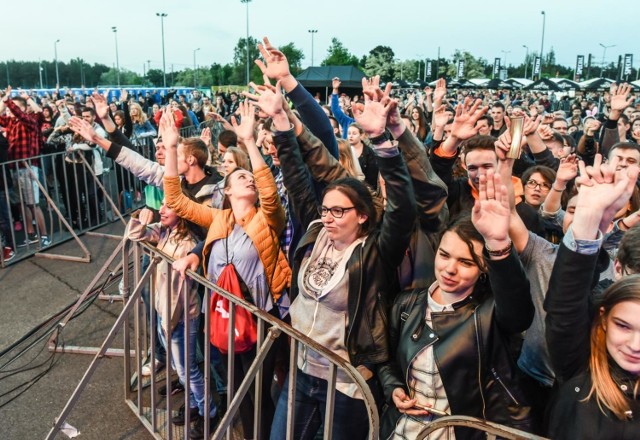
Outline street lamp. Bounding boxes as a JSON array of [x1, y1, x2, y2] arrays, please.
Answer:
[[112, 27, 120, 87], [54, 39, 60, 86], [156, 13, 168, 87], [522, 45, 529, 79], [501, 50, 511, 75], [193, 47, 201, 88], [308, 29, 318, 67], [599, 43, 615, 78], [241, 0, 252, 84], [539, 11, 546, 78], [39, 60, 43, 89]]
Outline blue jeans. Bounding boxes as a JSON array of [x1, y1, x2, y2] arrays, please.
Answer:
[[157, 317, 216, 418], [270, 369, 370, 440]]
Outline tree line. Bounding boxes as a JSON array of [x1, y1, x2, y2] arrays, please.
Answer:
[[0, 37, 633, 89]]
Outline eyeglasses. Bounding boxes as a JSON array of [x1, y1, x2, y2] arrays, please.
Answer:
[[318, 206, 355, 218], [525, 179, 552, 191]]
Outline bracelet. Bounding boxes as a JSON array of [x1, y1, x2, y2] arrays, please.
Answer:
[[620, 218, 631, 230], [485, 240, 513, 257], [551, 185, 565, 192], [369, 131, 392, 146]]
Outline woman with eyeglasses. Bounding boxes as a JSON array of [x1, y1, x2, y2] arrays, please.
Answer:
[[258, 79, 417, 439], [521, 165, 556, 209]]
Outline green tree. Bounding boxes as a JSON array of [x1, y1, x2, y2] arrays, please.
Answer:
[[99, 68, 142, 86], [279, 42, 305, 76], [146, 69, 165, 87], [364, 45, 395, 81], [321, 38, 360, 67], [230, 36, 262, 85], [446, 50, 488, 78]]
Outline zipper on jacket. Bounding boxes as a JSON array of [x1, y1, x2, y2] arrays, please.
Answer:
[[491, 368, 520, 406], [346, 245, 363, 357], [473, 309, 487, 420]]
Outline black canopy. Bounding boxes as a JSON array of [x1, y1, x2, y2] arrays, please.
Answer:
[[296, 66, 366, 88], [553, 79, 581, 91], [523, 78, 562, 92], [484, 79, 514, 90], [581, 78, 616, 91]]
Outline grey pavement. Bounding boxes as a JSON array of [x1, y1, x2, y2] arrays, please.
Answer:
[[0, 221, 153, 440]]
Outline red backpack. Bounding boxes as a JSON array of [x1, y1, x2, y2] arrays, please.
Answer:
[[209, 263, 257, 354]]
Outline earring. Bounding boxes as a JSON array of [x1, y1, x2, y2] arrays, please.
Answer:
[[479, 273, 487, 283]]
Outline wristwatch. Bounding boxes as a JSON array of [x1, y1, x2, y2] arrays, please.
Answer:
[[369, 131, 391, 145]]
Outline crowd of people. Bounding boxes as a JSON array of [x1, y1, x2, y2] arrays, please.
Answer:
[[3, 35, 640, 439]]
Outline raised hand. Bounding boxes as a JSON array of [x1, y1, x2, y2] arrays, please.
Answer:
[[610, 83, 634, 113], [231, 101, 256, 142], [472, 169, 510, 248], [433, 78, 446, 105], [120, 89, 128, 103], [18, 89, 30, 100], [450, 98, 487, 140], [432, 104, 450, 129], [555, 154, 579, 184], [90, 92, 110, 120], [255, 37, 291, 82], [68, 116, 99, 142], [332, 77, 341, 91], [243, 80, 284, 119], [352, 78, 392, 137], [522, 113, 542, 136], [200, 127, 212, 148], [575, 154, 639, 235], [158, 108, 179, 148]]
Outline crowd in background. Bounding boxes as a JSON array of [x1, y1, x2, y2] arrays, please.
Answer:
[[3, 35, 640, 440]]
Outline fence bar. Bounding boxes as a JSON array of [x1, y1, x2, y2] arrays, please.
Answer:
[[44, 257, 157, 440]]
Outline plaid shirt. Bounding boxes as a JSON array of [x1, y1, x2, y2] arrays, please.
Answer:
[[274, 169, 293, 258], [0, 99, 41, 166]]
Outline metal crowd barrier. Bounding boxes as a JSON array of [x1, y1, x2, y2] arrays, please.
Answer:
[[45, 238, 380, 440], [0, 134, 170, 267]]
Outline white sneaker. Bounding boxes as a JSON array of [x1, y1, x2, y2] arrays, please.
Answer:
[[141, 359, 164, 376]]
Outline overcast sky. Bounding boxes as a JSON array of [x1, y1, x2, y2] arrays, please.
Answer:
[[4, 0, 638, 75]]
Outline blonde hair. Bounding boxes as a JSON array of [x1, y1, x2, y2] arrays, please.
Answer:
[[337, 138, 361, 179], [586, 275, 640, 420], [130, 102, 148, 125]]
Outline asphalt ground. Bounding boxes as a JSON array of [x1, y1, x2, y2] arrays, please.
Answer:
[[0, 221, 157, 440]]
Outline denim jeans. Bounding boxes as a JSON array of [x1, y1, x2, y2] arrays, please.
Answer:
[[270, 369, 370, 440], [157, 317, 216, 418]]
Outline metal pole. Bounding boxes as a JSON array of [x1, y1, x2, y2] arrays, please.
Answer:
[[241, 0, 251, 84], [156, 13, 168, 88], [193, 47, 200, 88], [501, 50, 511, 77], [436, 46, 440, 79], [39, 60, 43, 89], [79, 59, 84, 87], [539, 11, 546, 78], [424, 58, 428, 81], [522, 45, 529, 79], [54, 39, 60, 86], [599, 43, 615, 78], [112, 27, 120, 87], [308, 29, 318, 67], [5, 61, 9, 86]]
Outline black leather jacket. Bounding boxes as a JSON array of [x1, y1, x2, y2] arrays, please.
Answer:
[[377, 249, 534, 439], [545, 243, 640, 439], [273, 126, 417, 366]]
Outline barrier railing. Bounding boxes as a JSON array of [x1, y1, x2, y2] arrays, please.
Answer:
[[45, 238, 380, 439], [0, 139, 153, 267]]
